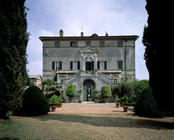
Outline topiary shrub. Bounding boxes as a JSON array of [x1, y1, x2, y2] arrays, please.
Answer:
[[18, 86, 50, 116], [134, 87, 161, 118], [66, 84, 76, 97], [48, 95, 63, 106], [101, 85, 112, 98]]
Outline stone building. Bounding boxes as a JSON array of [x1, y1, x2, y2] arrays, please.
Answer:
[[29, 75, 43, 89], [39, 29, 138, 101]]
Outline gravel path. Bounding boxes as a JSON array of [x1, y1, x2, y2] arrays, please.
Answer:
[[50, 103, 134, 115]]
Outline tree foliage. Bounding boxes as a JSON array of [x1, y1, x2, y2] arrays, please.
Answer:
[[101, 85, 112, 98], [17, 86, 49, 116], [134, 87, 161, 118], [143, 0, 174, 114], [66, 84, 76, 97], [0, 0, 28, 118]]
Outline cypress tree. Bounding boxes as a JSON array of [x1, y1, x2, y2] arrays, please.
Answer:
[[0, 0, 28, 118], [143, 0, 174, 115]]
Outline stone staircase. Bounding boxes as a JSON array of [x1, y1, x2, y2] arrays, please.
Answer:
[[64, 71, 114, 86]]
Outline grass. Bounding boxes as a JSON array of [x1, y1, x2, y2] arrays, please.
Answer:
[[0, 114, 174, 140]]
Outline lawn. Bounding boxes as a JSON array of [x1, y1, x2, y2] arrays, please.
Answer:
[[0, 113, 174, 140]]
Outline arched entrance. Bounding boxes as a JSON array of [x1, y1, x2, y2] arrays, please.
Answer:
[[83, 79, 95, 101]]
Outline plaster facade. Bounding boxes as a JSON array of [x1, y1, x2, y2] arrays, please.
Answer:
[[40, 30, 138, 101]]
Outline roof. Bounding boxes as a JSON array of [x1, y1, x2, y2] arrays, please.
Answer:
[[39, 35, 139, 41], [29, 75, 42, 79]]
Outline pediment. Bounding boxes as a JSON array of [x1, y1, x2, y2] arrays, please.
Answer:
[[79, 47, 98, 53]]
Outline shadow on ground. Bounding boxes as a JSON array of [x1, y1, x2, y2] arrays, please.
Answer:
[[35, 114, 174, 130], [0, 137, 20, 140]]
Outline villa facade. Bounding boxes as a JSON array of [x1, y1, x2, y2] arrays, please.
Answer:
[[39, 29, 138, 101]]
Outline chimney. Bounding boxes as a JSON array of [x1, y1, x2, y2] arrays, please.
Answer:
[[80, 32, 84, 37], [59, 29, 63, 37]]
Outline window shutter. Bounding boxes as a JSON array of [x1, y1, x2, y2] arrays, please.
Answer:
[[52, 61, 55, 70], [92, 61, 94, 70], [97, 61, 100, 70], [60, 61, 62, 70], [70, 62, 73, 70], [104, 61, 107, 70], [118, 60, 123, 69], [77, 61, 80, 70]]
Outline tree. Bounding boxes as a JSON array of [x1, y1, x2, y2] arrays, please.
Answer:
[[0, 0, 28, 118], [143, 0, 174, 114]]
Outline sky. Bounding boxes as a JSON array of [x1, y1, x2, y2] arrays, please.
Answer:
[[26, 0, 149, 80]]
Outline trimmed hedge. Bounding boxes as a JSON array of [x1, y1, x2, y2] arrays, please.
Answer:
[[66, 84, 76, 97], [18, 86, 50, 116], [101, 85, 112, 98], [134, 87, 161, 118], [48, 95, 63, 106]]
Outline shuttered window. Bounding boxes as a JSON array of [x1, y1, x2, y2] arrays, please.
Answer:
[[97, 61, 107, 70], [52, 61, 62, 70], [70, 61, 80, 70], [118, 60, 123, 69]]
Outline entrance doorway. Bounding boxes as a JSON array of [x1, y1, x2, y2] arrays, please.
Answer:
[[83, 79, 95, 101], [85, 61, 94, 71]]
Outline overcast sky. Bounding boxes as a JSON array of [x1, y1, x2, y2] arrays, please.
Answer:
[[26, 0, 149, 80]]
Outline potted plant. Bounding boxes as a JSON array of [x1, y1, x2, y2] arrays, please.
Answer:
[[115, 96, 120, 108], [101, 85, 112, 103], [48, 95, 63, 111], [65, 84, 76, 103], [119, 96, 129, 112]]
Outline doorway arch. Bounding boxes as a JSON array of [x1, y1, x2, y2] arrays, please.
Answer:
[[83, 79, 95, 101]]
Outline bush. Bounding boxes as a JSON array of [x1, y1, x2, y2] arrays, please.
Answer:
[[130, 80, 149, 101], [120, 83, 135, 97], [92, 89, 100, 99], [17, 86, 50, 116], [134, 87, 161, 118], [101, 85, 112, 98], [66, 84, 76, 97], [48, 95, 63, 106]]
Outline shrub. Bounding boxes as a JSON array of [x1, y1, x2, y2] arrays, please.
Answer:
[[134, 87, 161, 118], [66, 84, 76, 97], [119, 96, 129, 105], [120, 83, 135, 97], [17, 86, 50, 116], [48, 95, 63, 106], [92, 89, 100, 99], [101, 85, 112, 98]]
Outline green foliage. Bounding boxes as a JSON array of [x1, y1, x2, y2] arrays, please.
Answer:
[[0, 0, 28, 118], [17, 86, 50, 116], [120, 83, 135, 97], [66, 84, 76, 97], [118, 96, 129, 105], [143, 0, 174, 115], [101, 85, 112, 98], [92, 89, 100, 99], [112, 80, 149, 105], [134, 87, 161, 118], [48, 95, 63, 106], [42, 79, 62, 98]]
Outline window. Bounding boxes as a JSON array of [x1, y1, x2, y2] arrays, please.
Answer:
[[52, 61, 62, 70], [55, 41, 60, 47], [70, 41, 78, 47], [100, 40, 105, 47], [97, 61, 107, 70], [70, 61, 80, 70], [117, 40, 123, 46], [86, 41, 91, 46], [117, 60, 123, 69]]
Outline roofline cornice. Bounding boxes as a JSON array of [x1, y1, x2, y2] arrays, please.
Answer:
[[39, 35, 139, 41]]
